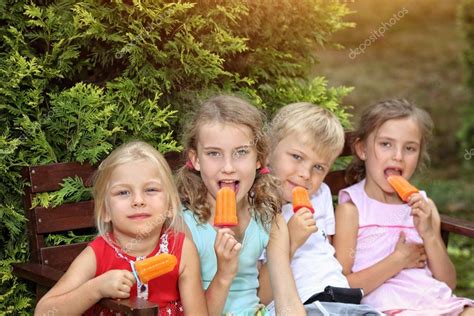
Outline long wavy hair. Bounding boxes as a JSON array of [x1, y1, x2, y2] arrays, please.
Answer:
[[346, 99, 434, 185], [176, 95, 281, 228]]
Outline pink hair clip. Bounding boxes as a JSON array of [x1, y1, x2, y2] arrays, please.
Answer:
[[259, 167, 270, 175], [185, 160, 194, 170]]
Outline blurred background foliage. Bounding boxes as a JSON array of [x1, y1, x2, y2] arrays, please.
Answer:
[[0, 0, 353, 313]]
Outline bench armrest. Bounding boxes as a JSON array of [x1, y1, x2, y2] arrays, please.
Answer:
[[441, 215, 474, 238], [12, 262, 62, 288], [440, 215, 474, 245], [12, 262, 158, 315]]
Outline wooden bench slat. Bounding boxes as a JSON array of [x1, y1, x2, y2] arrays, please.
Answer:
[[12, 262, 63, 288], [441, 215, 474, 239], [35, 200, 95, 234], [41, 242, 89, 271], [28, 152, 182, 193], [325, 170, 348, 196], [340, 131, 353, 157], [29, 162, 96, 193], [99, 297, 159, 315], [164, 151, 182, 171]]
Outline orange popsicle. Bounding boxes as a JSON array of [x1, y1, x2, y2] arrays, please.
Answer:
[[134, 253, 177, 283], [387, 175, 419, 202], [214, 187, 238, 227], [292, 186, 314, 213]]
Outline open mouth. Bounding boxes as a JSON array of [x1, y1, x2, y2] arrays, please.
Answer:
[[219, 180, 240, 193], [384, 168, 402, 178]]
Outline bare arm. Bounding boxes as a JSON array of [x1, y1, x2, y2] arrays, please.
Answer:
[[35, 246, 135, 315], [257, 259, 272, 306], [334, 202, 426, 295], [178, 237, 208, 315], [258, 207, 316, 305], [205, 228, 241, 316], [266, 214, 305, 315], [411, 197, 456, 288]]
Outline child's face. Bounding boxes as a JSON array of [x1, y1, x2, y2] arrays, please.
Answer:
[[356, 117, 421, 196], [269, 132, 332, 203], [190, 122, 261, 208], [105, 159, 168, 240]]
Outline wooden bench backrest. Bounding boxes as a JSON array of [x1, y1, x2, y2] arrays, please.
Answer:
[[323, 132, 353, 195], [22, 152, 182, 271], [22, 133, 353, 272]]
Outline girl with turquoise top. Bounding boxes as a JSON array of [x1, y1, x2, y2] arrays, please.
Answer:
[[176, 95, 304, 316]]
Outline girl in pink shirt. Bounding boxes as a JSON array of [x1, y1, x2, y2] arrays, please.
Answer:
[[334, 99, 474, 315]]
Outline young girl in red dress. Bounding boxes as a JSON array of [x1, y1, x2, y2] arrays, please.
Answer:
[[35, 141, 207, 315]]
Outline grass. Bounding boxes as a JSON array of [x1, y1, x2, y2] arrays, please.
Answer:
[[448, 234, 474, 298], [315, 0, 474, 298]]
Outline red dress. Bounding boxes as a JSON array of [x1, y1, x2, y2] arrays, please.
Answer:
[[85, 230, 184, 315]]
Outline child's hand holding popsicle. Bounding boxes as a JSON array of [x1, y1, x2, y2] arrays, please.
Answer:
[[288, 187, 318, 257], [387, 175, 438, 239], [213, 187, 241, 282], [95, 269, 135, 299]]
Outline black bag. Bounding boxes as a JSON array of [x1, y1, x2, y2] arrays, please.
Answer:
[[304, 286, 364, 305]]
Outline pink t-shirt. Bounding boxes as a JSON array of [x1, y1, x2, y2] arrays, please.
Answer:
[[339, 179, 473, 315]]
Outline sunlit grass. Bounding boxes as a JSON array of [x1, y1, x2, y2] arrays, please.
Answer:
[[448, 235, 474, 298]]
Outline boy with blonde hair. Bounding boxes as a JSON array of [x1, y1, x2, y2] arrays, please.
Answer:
[[262, 102, 381, 315]]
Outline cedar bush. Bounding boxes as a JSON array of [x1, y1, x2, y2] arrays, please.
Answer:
[[0, 0, 352, 313]]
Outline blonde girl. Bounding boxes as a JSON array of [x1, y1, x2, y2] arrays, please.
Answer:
[[176, 95, 304, 315], [35, 141, 207, 315]]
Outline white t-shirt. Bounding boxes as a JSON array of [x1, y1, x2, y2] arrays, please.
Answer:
[[282, 182, 349, 303]]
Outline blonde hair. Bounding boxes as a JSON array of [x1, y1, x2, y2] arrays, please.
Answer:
[[176, 95, 281, 227], [93, 141, 184, 237], [270, 102, 345, 163], [346, 99, 434, 185]]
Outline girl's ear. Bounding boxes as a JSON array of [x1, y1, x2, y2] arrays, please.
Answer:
[[256, 159, 262, 170], [188, 149, 201, 171], [354, 138, 367, 160]]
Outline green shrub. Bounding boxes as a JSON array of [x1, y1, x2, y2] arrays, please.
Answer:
[[0, 1, 352, 313]]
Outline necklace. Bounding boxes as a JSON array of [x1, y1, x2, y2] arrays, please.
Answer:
[[104, 232, 170, 300]]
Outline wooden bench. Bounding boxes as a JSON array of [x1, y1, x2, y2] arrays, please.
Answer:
[[12, 153, 181, 316], [12, 134, 474, 314]]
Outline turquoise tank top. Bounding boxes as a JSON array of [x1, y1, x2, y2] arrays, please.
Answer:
[[183, 209, 269, 315]]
